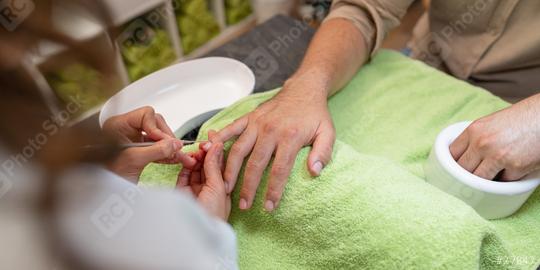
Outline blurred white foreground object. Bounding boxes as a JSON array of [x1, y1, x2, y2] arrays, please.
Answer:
[[424, 121, 540, 219], [99, 57, 254, 137]]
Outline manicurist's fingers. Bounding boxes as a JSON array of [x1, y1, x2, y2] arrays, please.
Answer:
[[239, 136, 276, 210], [135, 107, 169, 141], [307, 125, 335, 176], [155, 113, 175, 138], [450, 130, 469, 160], [457, 147, 482, 173], [223, 127, 258, 193], [126, 138, 182, 166], [161, 150, 197, 167], [264, 142, 302, 212]]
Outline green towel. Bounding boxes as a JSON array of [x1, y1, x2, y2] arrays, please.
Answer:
[[140, 50, 540, 269]]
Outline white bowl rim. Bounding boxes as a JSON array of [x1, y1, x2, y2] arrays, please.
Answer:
[[434, 121, 540, 195], [98, 56, 255, 128]]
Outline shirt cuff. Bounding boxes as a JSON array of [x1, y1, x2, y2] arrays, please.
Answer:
[[323, 1, 378, 58]]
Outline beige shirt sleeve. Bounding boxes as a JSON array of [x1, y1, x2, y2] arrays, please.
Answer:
[[324, 0, 415, 57]]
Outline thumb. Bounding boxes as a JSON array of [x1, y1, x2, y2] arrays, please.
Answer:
[[307, 126, 335, 176], [126, 139, 182, 167]]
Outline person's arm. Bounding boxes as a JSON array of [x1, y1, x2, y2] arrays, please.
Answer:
[[450, 93, 540, 180], [286, 18, 368, 99], [214, 0, 414, 212], [210, 19, 366, 213]]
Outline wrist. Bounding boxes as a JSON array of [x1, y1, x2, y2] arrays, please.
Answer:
[[281, 70, 331, 102]]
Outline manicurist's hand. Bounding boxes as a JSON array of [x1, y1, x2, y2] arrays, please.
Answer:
[[450, 93, 540, 181], [176, 141, 231, 221], [104, 107, 196, 181], [213, 82, 335, 212]]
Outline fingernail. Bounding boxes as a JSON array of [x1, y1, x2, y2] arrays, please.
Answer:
[[312, 161, 323, 176], [239, 198, 248, 210], [203, 142, 212, 151], [264, 200, 274, 212]]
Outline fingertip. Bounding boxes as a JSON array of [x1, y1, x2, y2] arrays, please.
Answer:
[[178, 153, 197, 168], [239, 198, 248, 210], [264, 200, 275, 212], [208, 129, 218, 142], [202, 142, 212, 151], [308, 160, 324, 176]]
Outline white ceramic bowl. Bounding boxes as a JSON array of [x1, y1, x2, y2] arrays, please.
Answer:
[[424, 121, 540, 219], [99, 57, 255, 137]]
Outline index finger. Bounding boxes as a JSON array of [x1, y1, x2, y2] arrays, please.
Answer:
[[126, 107, 169, 141], [450, 129, 469, 160], [213, 116, 248, 142]]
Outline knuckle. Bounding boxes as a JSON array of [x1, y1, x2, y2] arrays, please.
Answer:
[[240, 183, 256, 197], [232, 117, 245, 126], [262, 121, 278, 134], [247, 113, 260, 122], [223, 168, 236, 182], [507, 160, 525, 172], [284, 127, 299, 138], [329, 130, 337, 141], [141, 106, 155, 115], [266, 188, 282, 201], [246, 159, 264, 172], [492, 148, 508, 163], [475, 134, 494, 151], [229, 143, 246, 157], [159, 143, 172, 157], [270, 164, 288, 178], [467, 120, 484, 135], [321, 144, 334, 156]]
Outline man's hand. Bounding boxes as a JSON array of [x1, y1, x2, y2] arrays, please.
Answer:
[[213, 85, 335, 212], [176, 142, 231, 221], [210, 18, 366, 212], [450, 94, 540, 180], [104, 107, 196, 181]]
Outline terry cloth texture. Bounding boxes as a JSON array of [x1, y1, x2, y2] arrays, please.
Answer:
[[140, 50, 540, 269]]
